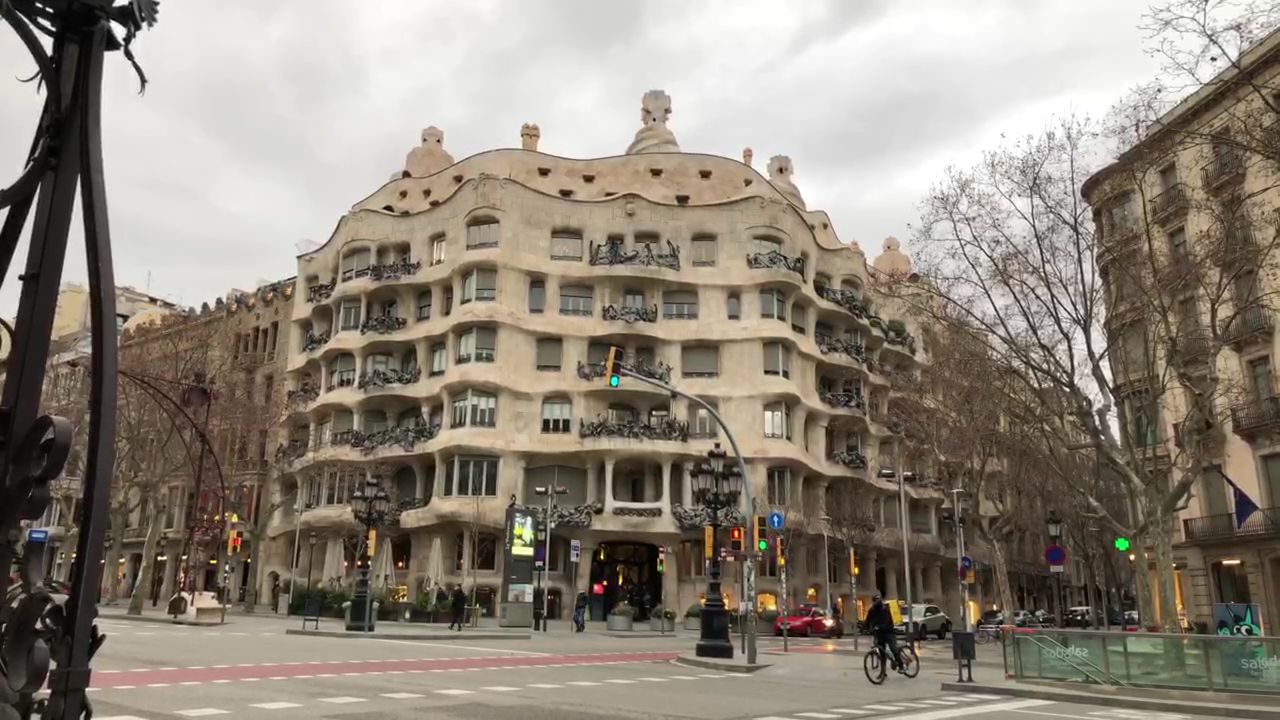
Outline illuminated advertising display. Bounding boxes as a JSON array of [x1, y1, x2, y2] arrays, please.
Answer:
[[510, 509, 535, 557]]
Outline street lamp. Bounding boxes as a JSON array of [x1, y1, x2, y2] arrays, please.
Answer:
[[819, 515, 833, 616], [306, 531, 318, 597], [533, 485, 569, 631], [692, 442, 743, 659], [1047, 510, 1064, 626], [348, 477, 392, 633]]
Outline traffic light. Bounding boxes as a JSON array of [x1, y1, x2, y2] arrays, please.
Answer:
[[656, 554, 665, 574], [849, 548, 858, 578], [227, 530, 243, 554], [1114, 536, 1132, 552], [604, 346, 622, 387], [729, 526, 744, 553], [775, 534, 785, 566], [754, 516, 767, 552]]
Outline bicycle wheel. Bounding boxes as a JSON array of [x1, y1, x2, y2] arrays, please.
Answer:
[[975, 628, 991, 645], [863, 649, 886, 685], [900, 645, 920, 679]]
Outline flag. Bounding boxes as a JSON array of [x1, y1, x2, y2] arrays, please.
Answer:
[[1220, 472, 1260, 529]]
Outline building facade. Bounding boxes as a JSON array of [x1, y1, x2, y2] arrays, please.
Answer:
[[269, 91, 1053, 624], [1084, 31, 1280, 631]]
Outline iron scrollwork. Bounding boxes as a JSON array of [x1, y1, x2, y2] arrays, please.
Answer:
[[886, 331, 917, 355], [369, 258, 422, 281], [588, 236, 681, 270], [576, 360, 607, 381], [0, 3, 160, 718], [579, 415, 689, 442], [357, 367, 421, 390], [532, 502, 602, 529], [671, 502, 745, 530], [746, 249, 805, 277], [286, 382, 319, 406], [302, 330, 331, 352], [275, 439, 309, 463], [613, 506, 663, 518], [814, 284, 868, 318], [359, 314, 407, 335], [829, 450, 869, 470], [601, 303, 657, 324], [820, 391, 867, 412], [349, 422, 441, 454], [815, 333, 866, 364], [306, 279, 336, 303]]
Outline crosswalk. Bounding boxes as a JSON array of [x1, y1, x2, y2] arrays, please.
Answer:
[[753, 694, 1010, 719]]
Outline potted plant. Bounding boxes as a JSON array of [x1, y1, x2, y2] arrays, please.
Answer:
[[683, 603, 701, 632], [649, 605, 677, 632], [607, 602, 635, 631]]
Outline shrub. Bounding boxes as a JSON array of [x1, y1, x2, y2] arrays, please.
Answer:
[[685, 603, 702, 618], [610, 603, 636, 619], [662, 607, 677, 621]]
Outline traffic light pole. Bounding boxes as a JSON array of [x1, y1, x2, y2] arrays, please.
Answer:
[[613, 364, 757, 665]]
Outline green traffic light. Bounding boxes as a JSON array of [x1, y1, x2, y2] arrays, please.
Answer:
[[609, 375, 620, 387], [1114, 537, 1131, 552], [757, 540, 768, 551]]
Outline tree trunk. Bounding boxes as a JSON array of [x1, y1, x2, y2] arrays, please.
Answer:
[[103, 510, 126, 604], [1151, 517, 1180, 631], [985, 534, 1016, 619], [127, 511, 166, 615]]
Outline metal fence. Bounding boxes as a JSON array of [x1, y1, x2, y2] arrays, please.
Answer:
[[1003, 628, 1280, 694]]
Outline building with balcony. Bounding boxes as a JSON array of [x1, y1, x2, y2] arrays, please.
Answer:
[[1084, 29, 1280, 631], [272, 91, 1000, 624]]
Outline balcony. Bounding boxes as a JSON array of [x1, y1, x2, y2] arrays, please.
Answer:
[[746, 249, 805, 278], [1149, 183, 1190, 225], [1215, 225, 1259, 270], [577, 358, 672, 384], [306, 280, 336, 303], [813, 284, 868, 319], [601, 303, 657, 324], [1182, 507, 1280, 543], [237, 351, 266, 367], [815, 332, 866, 363], [1172, 420, 1223, 456], [1200, 151, 1245, 193], [1166, 329, 1212, 368], [359, 314, 407, 335], [1099, 219, 1141, 267], [588, 237, 681, 270], [1230, 395, 1280, 439], [274, 439, 309, 463], [829, 450, 869, 469], [357, 367, 421, 390], [1219, 305, 1273, 350], [302, 330, 330, 353], [579, 415, 689, 442], [369, 258, 422, 281], [286, 382, 319, 407], [820, 391, 867, 412]]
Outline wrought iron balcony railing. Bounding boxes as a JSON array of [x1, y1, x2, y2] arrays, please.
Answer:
[[1182, 507, 1279, 543], [747, 250, 805, 277], [1200, 151, 1245, 191], [1219, 305, 1273, 349], [1230, 395, 1280, 437], [1149, 183, 1190, 223], [602, 303, 657, 324], [813, 284, 868, 318], [307, 279, 336, 303]]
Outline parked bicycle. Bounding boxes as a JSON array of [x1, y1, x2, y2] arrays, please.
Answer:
[[974, 624, 1002, 644], [864, 641, 919, 685]]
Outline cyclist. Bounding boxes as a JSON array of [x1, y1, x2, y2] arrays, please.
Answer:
[[864, 594, 905, 673]]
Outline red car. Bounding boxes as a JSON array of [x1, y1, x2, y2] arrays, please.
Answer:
[[773, 605, 845, 638]]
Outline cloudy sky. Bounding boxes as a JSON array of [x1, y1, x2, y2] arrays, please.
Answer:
[[0, 0, 1160, 312]]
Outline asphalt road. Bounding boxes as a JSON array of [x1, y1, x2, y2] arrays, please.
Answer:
[[64, 613, 1210, 720]]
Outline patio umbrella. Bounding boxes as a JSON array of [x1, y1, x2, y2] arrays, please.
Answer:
[[425, 536, 445, 599], [370, 537, 396, 590], [322, 537, 344, 587]]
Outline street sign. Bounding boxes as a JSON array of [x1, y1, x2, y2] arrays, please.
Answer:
[[960, 555, 974, 570], [1050, 565, 1065, 573], [1045, 544, 1067, 566], [768, 510, 784, 530], [570, 539, 581, 563], [26, 529, 48, 543], [658, 544, 666, 556]]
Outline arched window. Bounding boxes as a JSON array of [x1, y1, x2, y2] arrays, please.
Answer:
[[340, 248, 371, 281], [451, 389, 497, 428], [467, 218, 500, 249], [328, 354, 356, 389]]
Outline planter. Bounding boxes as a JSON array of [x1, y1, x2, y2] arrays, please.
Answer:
[[650, 617, 676, 632], [683, 616, 700, 632], [607, 615, 634, 632]]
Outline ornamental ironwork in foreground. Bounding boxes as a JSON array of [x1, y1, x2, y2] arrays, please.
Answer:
[[307, 279, 336, 303], [303, 330, 331, 352], [580, 415, 690, 442], [357, 367, 422, 390], [671, 502, 746, 530], [577, 358, 673, 384], [531, 501, 602, 529], [829, 450, 869, 469], [886, 332, 917, 355], [350, 423, 442, 453], [275, 439, 309, 463], [613, 506, 663, 518], [815, 332, 866, 363], [360, 314, 407, 335], [369, 258, 423, 281], [602, 303, 658, 324], [814, 284, 868, 318], [746, 249, 805, 277], [820, 391, 868, 412], [589, 236, 681, 270], [287, 383, 319, 406]]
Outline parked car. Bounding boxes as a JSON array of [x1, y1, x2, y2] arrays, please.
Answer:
[[774, 605, 844, 638], [979, 609, 1005, 627], [1064, 606, 1101, 628], [897, 604, 952, 640]]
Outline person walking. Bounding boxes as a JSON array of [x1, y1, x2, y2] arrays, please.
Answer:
[[448, 585, 467, 632], [573, 590, 589, 632]]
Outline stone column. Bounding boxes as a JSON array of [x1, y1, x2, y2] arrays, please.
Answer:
[[913, 565, 925, 602], [860, 550, 879, 594], [660, 463, 673, 515], [603, 460, 617, 513], [929, 562, 944, 603], [158, 539, 175, 602], [434, 453, 448, 496], [415, 464, 427, 500], [884, 557, 899, 599], [586, 463, 599, 504]]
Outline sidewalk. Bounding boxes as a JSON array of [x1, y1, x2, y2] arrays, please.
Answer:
[[941, 678, 1280, 719]]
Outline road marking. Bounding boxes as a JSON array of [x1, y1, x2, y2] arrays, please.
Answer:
[[381, 692, 424, 699], [827, 710, 871, 716], [179, 681, 202, 686], [669, 675, 698, 680], [211, 680, 230, 684], [373, 638, 551, 656], [96, 717, 149, 720], [796, 714, 842, 719], [968, 695, 1003, 700], [893, 703, 934, 709], [145, 683, 169, 688], [250, 702, 303, 710], [606, 679, 638, 684], [435, 689, 475, 695], [920, 700, 957, 705], [528, 683, 563, 688], [566, 681, 601, 686], [754, 717, 795, 720], [862, 706, 905, 711], [318, 696, 367, 704], [481, 686, 520, 692], [637, 677, 669, 682], [174, 710, 230, 717], [886, 700, 1055, 720]]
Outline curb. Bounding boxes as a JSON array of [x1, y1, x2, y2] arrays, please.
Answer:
[[939, 682, 1280, 719], [605, 633, 686, 639], [97, 613, 234, 626], [284, 629, 530, 641], [674, 654, 771, 674]]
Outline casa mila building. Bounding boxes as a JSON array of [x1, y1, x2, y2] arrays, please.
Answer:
[[264, 90, 1025, 627]]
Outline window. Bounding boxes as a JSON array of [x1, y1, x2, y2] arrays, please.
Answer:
[[1126, 393, 1159, 448], [457, 327, 497, 363], [764, 402, 791, 440], [429, 343, 446, 376], [551, 230, 584, 261], [462, 268, 498, 303], [362, 410, 389, 434], [689, 403, 717, 438], [528, 280, 545, 313], [339, 299, 361, 331], [635, 231, 660, 250], [727, 293, 740, 320], [366, 353, 393, 373], [763, 342, 791, 378], [663, 290, 698, 319], [442, 455, 499, 497], [416, 290, 432, 320], [559, 285, 593, 316], [691, 235, 717, 266], [431, 235, 446, 266], [466, 218, 500, 249], [536, 338, 563, 371], [760, 289, 787, 320], [328, 355, 356, 389], [767, 467, 790, 505], [1263, 455, 1280, 509], [791, 304, 808, 335], [541, 398, 572, 433], [1168, 227, 1188, 259], [451, 389, 497, 428], [587, 342, 612, 364], [444, 287, 453, 315], [340, 249, 371, 281], [374, 297, 398, 318], [752, 236, 783, 255], [682, 346, 719, 377], [622, 289, 645, 308], [1248, 356, 1273, 400]]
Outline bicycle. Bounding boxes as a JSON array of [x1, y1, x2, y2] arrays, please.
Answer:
[[975, 624, 1001, 645], [864, 640, 919, 685]]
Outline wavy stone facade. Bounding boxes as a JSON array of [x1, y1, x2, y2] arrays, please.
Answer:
[[269, 92, 963, 621]]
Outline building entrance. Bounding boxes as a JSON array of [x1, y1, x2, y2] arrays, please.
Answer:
[[590, 542, 662, 621]]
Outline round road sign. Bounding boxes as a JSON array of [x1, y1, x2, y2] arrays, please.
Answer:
[[960, 555, 974, 570], [1045, 544, 1067, 565]]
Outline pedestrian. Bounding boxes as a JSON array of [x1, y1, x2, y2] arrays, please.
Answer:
[[449, 585, 467, 632], [270, 579, 281, 614], [573, 590, 588, 632]]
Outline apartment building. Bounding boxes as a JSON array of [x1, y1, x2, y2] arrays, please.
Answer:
[[1084, 31, 1280, 631], [270, 91, 1040, 623]]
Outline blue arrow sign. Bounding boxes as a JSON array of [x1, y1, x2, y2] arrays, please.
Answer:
[[960, 555, 974, 570], [1045, 544, 1067, 566], [26, 529, 49, 543], [768, 511, 784, 530]]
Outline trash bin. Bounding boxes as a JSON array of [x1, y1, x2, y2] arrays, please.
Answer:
[[342, 598, 380, 632]]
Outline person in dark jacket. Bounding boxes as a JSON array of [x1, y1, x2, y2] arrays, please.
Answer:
[[448, 586, 467, 631], [573, 591, 589, 632], [864, 594, 904, 671]]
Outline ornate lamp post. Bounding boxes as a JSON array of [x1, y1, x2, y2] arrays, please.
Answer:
[[306, 531, 319, 596], [692, 442, 743, 659], [1047, 510, 1064, 627], [347, 477, 392, 633]]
